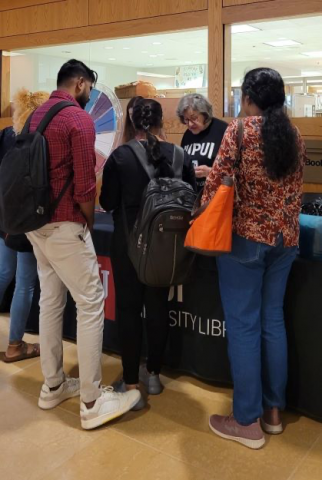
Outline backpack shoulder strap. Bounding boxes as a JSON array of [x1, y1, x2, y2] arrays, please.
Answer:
[[172, 144, 184, 179], [21, 113, 33, 135], [35, 101, 75, 134], [127, 139, 155, 180]]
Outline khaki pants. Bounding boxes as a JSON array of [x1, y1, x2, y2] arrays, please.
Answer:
[[27, 222, 104, 403]]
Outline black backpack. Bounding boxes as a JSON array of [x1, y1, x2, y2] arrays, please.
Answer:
[[0, 101, 74, 235], [126, 140, 197, 287]]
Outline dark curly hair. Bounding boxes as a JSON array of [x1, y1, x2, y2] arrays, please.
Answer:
[[242, 68, 299, 180], [131, 98, 173, 177]]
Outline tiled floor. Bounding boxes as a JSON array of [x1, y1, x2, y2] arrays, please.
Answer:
[[0, 313, 321, 480]]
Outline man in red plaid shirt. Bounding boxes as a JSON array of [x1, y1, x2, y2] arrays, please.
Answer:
[[27, 60, 140, 429]]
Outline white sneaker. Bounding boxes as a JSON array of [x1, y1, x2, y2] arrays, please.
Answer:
[[80, 386, 141, 430], [38, 377, 80, 410]]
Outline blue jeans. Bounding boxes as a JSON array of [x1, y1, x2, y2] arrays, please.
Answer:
[[0, 237, 38, 342], [217, 234, 297, 425]]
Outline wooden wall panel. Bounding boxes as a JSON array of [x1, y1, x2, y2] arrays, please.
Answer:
[[223, 0, 270, 6], [0, 53, 10, 117], [89, 0, 208, 25], [0, 117, 12, 129], [0, 10, 207, 50], [223, 0, 322, 24], [0, 1, 62, 12], [0, 0, 88, 37], [208, 0, 223, 117]]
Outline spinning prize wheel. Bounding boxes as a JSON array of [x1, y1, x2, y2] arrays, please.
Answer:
[[85, 83, 124, 176]]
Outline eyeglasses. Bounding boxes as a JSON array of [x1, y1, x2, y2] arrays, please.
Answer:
[[183, 115, 201, 126]]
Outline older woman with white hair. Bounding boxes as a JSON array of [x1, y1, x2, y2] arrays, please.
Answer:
[[177, 93, 228, 192]]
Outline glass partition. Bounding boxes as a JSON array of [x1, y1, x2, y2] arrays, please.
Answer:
[[224, 15, 322, 118]]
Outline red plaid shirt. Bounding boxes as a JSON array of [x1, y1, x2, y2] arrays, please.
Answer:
[[30, 90, 96, 224]]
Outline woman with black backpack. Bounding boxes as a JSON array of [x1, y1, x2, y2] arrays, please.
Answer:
[[100, 98, 196, 409]]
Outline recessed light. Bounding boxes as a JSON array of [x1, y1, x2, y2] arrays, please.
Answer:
[[194, 51, 201, 54], [264, 57, 271, 60], [146, 63, 153, 66], [231, 25, 261, 34], [149, 54, 157, 58], [157, 53, 165, 56], [141, 51, 148, 54], [301, 71, 322, 76], [108, 57, 116, 61], [105, 46, 113, 50], [123, 47, 130, 50], [185, 61, 192, 64], [152, 42, 162, 45], [264, 40, 302, 47], [302, 51, 322, 58], [2, 51, 24, 57]]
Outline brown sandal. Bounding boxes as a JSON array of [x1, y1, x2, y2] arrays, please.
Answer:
[[3, 341, 40, 363]]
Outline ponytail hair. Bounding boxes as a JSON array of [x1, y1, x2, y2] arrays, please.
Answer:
[[132, 99, 173, 177], [242, 68, 299, 180]]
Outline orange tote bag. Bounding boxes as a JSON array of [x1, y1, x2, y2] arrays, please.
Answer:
[[184, 120, 243, 256]]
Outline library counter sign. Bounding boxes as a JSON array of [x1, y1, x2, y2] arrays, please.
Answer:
[[175, 65, 206, 89]]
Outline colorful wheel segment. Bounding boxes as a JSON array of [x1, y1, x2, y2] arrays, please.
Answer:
[[85, 84, 123, 175]]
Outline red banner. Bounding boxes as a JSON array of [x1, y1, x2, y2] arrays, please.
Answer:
[[97, 256, 115, 321]]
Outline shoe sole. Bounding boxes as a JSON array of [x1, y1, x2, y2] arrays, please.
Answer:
[[38, 390, 80, 410], [81, 395, 141, 430], [261, 419, 283, 435], [209, 419, 266, 450]]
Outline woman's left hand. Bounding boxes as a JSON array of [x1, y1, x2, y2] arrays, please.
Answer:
[[194, 165, 211, 178]]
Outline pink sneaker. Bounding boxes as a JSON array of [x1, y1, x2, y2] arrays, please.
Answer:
[[209, 414, 265, 450]]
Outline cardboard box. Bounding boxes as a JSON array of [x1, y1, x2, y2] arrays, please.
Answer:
[[303, 139, 322, 183]]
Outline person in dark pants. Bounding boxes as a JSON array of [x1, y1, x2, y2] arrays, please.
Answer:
[[100, 98, 196, 409]]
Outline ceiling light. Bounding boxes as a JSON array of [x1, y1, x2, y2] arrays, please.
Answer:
[[302, 51, 322, 58], [231, 25, 260, 34], [301, 71, 322, 76], [141, 51, 148, 54], [264, 40, 302, 47], [105, 46, 113, 50], [194, 51, 201, 54], [146, 63, 153, 66], [152, 42, 162, 45], [2, 51, 24, 57], [185, 61, 192, 64], [149, 54, 157, 58], [108, 57, 116, 61], [123, 47, 130, 50], [157, 54, 165, 56], [137, 71, 174, 78]]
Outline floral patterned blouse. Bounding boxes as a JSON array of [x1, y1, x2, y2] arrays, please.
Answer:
[[201, 117, 305, 247]]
